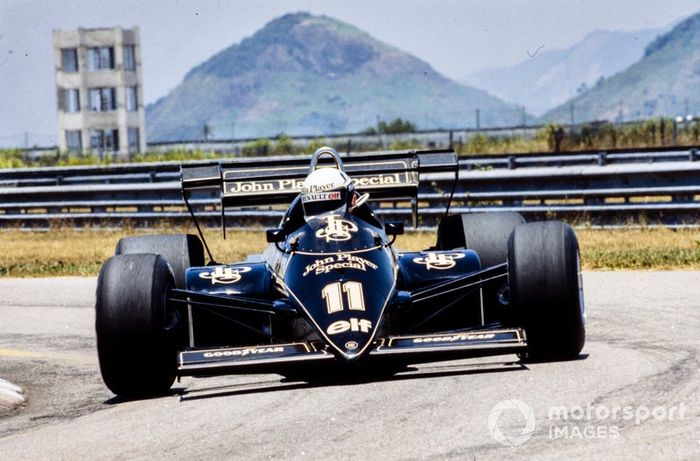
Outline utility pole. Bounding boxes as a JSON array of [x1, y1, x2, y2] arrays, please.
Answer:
[[475, 108, 481, 130], [618, 100, 624, 123], [569, 103, 575, 133], [203, 123, 210, 141]]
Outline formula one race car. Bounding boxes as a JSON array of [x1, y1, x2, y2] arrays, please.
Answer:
[[95, 147, 585, 398]]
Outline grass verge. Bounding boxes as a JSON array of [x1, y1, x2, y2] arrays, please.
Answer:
[[0, 227, 698, 277]]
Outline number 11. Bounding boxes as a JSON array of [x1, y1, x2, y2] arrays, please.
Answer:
[[321, 281, 365, 314]]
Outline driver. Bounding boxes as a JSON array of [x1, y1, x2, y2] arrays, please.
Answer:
[[300, 167, 355, 221]]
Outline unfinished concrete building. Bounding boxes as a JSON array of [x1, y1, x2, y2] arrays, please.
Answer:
[[53, 27, 146, 157]]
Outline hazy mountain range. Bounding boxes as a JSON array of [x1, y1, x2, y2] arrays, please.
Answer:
[[146, 13, 525, 141], [146, 10, 700, 140], [463, 28, 662, 116], [542, 10, 700, 123]]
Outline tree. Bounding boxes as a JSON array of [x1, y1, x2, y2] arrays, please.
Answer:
[[363, 118, 416, 135]]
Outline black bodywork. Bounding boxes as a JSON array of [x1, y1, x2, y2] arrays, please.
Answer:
[[170, 149, 527, 378]]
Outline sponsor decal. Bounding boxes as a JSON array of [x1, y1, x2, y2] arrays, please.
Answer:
[[202, 346, 284, 358], [352, 173, 403, 188], [412, 252, 465, 270], [305, 182, 342, 194], [224, 172, 414, 196], [303, 253, 378, 276], [226, 179, 305, 195], [301, 191, 341, 203], [412, 333, 496, 343], [198, 266, 252, 285], [345, 341, 359, 350], [316, 215, 358, 242], [326, 318, 373, 335]]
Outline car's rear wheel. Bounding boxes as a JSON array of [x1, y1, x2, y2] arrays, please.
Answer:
[[96, 253, 178, 398], [115, 234, 204, 288], [507, 221, 585, 361], [436, 212, 525, 267]]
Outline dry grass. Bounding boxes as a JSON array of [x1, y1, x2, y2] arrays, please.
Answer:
[[0, 226, 698, 277], [576, 227, 700, 270]]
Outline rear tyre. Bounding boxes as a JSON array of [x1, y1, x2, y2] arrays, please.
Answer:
[[436, 212, 525, 267], [115, 234, 204, 288], [507, 221, 585, 361], [96, 254, 178, 398]]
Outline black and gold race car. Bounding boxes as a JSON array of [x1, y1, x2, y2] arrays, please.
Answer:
[[95, 147, 585, 398]]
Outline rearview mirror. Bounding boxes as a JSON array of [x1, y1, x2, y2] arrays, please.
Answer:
[[385, 221, 404, 236], [266, 228, 286, 243]]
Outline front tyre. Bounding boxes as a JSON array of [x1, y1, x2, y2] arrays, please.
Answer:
[[436, 212, 525, 267], [508, 221, 585, 361], [115, 234, 204, 288], [96, 253, 178, 398]]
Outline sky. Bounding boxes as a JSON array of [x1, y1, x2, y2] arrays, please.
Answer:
[[1, 0, 699, 146]]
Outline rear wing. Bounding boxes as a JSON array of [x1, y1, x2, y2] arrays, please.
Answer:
[[181, 149, 458, 213]]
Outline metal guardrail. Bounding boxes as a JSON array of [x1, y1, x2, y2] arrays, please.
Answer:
[[0, 147, 698, 227], [1, 146, 698, 186]]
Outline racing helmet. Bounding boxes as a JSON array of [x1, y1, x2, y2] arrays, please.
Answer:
[[301, 167, 354, 220]]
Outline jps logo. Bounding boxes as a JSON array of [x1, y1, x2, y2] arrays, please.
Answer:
[[413, 252, 465, 270], [316, 215, 358, 242], [198, 266, 252, 285], [327, 318, 373, 335]]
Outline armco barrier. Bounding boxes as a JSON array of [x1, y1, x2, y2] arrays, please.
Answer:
[[0, 148, 698, 227]]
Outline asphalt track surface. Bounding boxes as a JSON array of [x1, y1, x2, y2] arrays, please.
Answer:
[[0, 273, 698, 460]]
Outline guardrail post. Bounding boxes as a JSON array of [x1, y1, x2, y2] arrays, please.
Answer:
[[690, 148, 698, 162], [507, 156, 516, 170], [597, 152, 608, 166], [672, 120, 678, 145]]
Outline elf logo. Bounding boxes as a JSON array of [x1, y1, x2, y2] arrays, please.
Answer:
[[326, 318, 373, 335]]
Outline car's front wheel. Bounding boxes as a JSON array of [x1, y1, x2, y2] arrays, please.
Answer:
[[436, 212, 525, 267], [507, 221, 585, 361], [115, 234, 204, 288], [96, 253, 178, 398]]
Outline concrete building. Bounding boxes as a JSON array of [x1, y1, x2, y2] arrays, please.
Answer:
[[53, 27, 146, 157]]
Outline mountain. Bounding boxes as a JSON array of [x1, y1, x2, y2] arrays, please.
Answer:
[[146, 13, 525, 141], [542, 11, 700, 124], [463, 28, 661, 116]]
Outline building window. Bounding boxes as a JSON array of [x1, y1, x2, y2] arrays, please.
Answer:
[[65, 130, 82, 153], [63, 89, 80, 113], [61, 48, 78, 73], [90, 129, 119, 152], [86, 47, 114, 71], [128, 127, 140, 153], [126, 86, 138, 112], [88, 88, 117, 112], [123, 45, 136, 71]]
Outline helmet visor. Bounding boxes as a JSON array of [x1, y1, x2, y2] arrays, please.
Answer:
[[302, 189, 348, 218]]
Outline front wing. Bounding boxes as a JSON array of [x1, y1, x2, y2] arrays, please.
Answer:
[[176, 328, 526, 377]]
